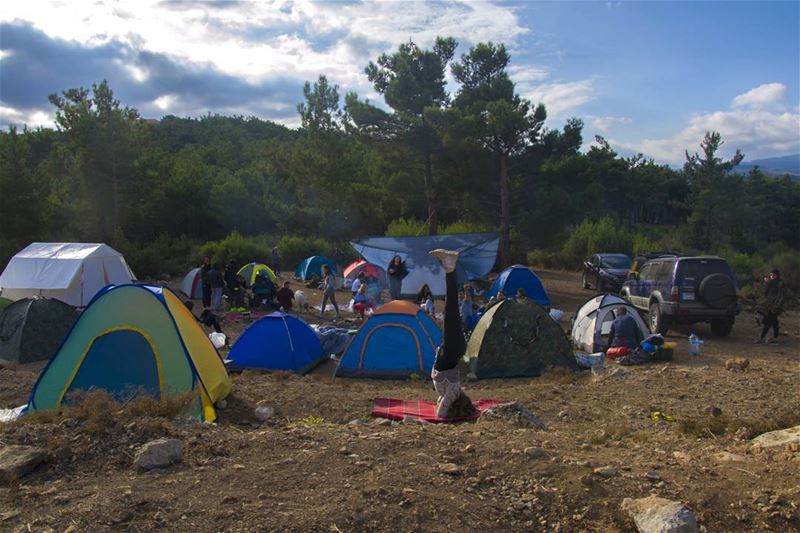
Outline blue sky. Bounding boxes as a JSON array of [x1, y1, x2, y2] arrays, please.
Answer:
[[1, 0, 797, 164]]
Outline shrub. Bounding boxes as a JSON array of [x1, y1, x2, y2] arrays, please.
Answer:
[[277, 235, 334, 269], [440, 219, 493, 234], [111, 229, 199, 279], [385, 217, 428, 237], [770, 250, 800, 292], [199, 231, 270, 267], [560, 217, 635, 267]]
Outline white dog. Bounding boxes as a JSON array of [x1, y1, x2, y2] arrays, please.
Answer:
[[294, 290, 309, 312]]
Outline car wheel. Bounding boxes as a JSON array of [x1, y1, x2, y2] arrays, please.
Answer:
[[582, 272, 590, 289], [710, 319, 734, 337], [649, 302, 670, 335]]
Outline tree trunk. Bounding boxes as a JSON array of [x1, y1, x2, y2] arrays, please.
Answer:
[[499, 152, 510, 268], [424, 148, 438, 235]]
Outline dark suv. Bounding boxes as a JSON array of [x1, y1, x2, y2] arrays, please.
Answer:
[[621, 256, 740, 336]]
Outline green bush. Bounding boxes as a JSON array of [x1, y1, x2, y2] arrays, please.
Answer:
[[277, 235, 334, 269], [199, 231, 270, 268], [111, 229, 199, 279], [385, 217, 429, 237], [560, 217, 635, 267], [385, 217, 494, 237], [770, 250, 800, 293]]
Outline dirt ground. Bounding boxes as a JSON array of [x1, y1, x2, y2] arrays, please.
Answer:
[[1, 270, 798, 532]]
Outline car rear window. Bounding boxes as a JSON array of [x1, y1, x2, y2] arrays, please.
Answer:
[[601, 255, 632, 269], [677, 259, 734, 285]]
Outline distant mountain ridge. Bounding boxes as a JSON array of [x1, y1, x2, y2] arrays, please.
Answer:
[[734, 154, 800, 179]]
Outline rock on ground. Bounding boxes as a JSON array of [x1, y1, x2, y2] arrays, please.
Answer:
[[0, 445, 46, 484], [480, 401, 545, 429], [134, 438, 183, 471], [750, 425, 800, 450], [621, 495, 698, 533]]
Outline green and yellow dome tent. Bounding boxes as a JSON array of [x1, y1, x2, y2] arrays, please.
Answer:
[[26, 284, 231, 422]]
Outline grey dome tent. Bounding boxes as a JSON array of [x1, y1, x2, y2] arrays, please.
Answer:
[[465, 298, 578, 378], [0, 298, 78, 364]]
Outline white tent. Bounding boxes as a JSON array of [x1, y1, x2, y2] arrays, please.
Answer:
[[571, 294, 649, 352], [180, 267, 203, 299], [0, 243, 136, 307]]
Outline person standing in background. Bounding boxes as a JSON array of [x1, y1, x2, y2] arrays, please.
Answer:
[[200, 256, 212, 308], [320, 264, 340, 319], [208, 263, 225, 311], [271, 246, 281, 276], [755, 269, 786, 344], [387, 255, 408, 300]]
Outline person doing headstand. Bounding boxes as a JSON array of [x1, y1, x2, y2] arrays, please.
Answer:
[[429, 249, 477, 419]]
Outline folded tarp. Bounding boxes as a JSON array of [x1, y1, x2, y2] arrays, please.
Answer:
[[310, 325, 352, 356], [350, 233, 499, 297]]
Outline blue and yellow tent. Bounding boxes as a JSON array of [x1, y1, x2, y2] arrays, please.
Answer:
[[228, 312, 325, 374], [27, 284, 231, 422], [294, 256, 336, 281], [336, 300, 442, 378]]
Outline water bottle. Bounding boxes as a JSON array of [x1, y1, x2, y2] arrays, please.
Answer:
[[688, 332, 701, 356]]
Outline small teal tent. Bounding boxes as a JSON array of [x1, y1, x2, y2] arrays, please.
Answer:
[[294, 256, 337, 280], [335, 300, 442, 378], [228, 312, 325, 374], [485, 265, 550, 306]]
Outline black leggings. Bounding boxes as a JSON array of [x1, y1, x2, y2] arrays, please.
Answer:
[[760, 312, 779, 339], [434, 272, 465, 371]]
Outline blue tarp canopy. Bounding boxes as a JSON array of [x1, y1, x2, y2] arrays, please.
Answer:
[[349, 233, 499, 297]]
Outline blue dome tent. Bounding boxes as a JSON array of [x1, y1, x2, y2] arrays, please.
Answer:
[[485, 265, 550, 306], [335, 300, 442, 379], [228, 312, 325, 374], [294, 256, 337, 281]]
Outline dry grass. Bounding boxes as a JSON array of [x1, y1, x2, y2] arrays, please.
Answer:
[[15, 390, 198, 433], [677, 403, 800, 439]]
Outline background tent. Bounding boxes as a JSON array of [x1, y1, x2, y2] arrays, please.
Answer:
[[180, 267, 203, 299], [343, 260, 387, 288], [0, 298, 78, 364], [336, 300, 442, 378], [295, 256, 337, 281], [228, 312, 325, 373], [27, 284, 231, 422], [465, 298, 577, 378], [238, 263, 277, 286], [571, 294, 649, 353], [349, 233, 499, 298], [0, 243, 136, 307], [484, 265, 549, 306]]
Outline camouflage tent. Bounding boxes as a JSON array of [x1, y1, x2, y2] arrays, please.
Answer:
[[465, 298, 578, 378], [0, 297, 78, 364]]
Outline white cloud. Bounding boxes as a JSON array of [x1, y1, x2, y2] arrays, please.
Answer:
[[522, 79, 595, 118], [0, 0, 527, 98], [732, 82, 787, 109], [590, 115, 632, 133], [617, 104, 800, 164], [0, 104, 55, 129]]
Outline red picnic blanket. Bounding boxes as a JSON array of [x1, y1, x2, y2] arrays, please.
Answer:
[[371, 397, 504, 423]]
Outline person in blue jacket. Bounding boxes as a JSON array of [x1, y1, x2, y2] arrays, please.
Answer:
[[607, 307, 643, 350]]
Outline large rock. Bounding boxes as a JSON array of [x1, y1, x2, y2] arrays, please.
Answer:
[[621, 495, 698, 533], [134, 438, 182, 471], [480, 401, 545, 429], [0, 445, 46, 484], [751, 425, 800, 450]]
